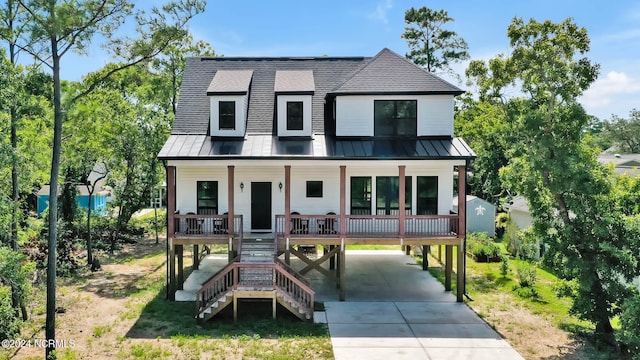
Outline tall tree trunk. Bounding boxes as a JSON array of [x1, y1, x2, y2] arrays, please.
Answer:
[[86, 185, 94, 265], [46, 35, 62, 359]]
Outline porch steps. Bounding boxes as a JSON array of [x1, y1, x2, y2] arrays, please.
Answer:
[[240, 238, 276, 263], [196, 236, 313, 322]]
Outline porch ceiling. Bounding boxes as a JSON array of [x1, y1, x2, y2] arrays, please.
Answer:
[[158, 134, 476, 160]]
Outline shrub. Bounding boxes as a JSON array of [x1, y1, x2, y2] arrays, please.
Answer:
[[515, 263, 537, 288], [500, 256, 510, 278], [0, 286, 21, 340], [467, 232, 501, 259]]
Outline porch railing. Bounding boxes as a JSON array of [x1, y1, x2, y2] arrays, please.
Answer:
[[275, 214, 458, 238], [172, 213, 243, 237]]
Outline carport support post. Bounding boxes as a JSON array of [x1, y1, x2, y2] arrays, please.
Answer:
[[422, 245, 430, 270], [193, 244, 199, 270], [457, 165, 467, 302], [176, 245, 184, 290], [339, 239, 346, 301], [168, 238, 175, 300], [445, 245, 453, 291], [284, 165, 291, 264], [166, 165, 176, 300]]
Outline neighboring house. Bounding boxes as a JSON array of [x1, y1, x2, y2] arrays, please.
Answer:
[[452, 195, 496, 237], [37, 184, 109, 217], [158, 48, 475, 319], [504, 196, 533, 230], [598, 153, 640, 177]]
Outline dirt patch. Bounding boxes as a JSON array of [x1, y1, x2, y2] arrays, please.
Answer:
[[467, 288, 596, 359]]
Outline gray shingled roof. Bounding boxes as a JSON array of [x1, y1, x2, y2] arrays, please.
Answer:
[[274, 70, 315, 93], [158, 134, 475, 160], [174, 56, 365, 135], [332, 48, 464, 95], [173, 48, 464, 136], [206, 70, 253, 94]]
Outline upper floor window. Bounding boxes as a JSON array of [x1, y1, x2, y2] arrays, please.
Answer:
[[197, 181, 218, 215], [219, 101, 236, 130], [374, 100, 417, 137], [287, 101, 304, 131]]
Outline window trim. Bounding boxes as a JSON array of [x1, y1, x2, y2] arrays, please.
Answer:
[[197, 181, 218, 215], [376, 176, 412, 215], [350, 177, 372, 215], [219, 101, 236, 130], [417, 176, 438, 215], [306, 181, 323, 198], [286, 101, 304, 131], [374, 100, 417, 137]]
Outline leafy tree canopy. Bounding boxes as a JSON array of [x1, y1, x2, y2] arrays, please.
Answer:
[[402, 6, 469, 76]]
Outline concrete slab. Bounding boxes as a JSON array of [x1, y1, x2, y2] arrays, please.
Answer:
[[395, 302, 485, 324], [328, 323, 421, 348], [332, 347, 430, 360], [324, 302, 405, 324], [424, 347, 525, 360], [175, 254, 228, 301]]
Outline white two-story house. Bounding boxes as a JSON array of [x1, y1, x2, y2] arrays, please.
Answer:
[[159, 49, 475, 319]]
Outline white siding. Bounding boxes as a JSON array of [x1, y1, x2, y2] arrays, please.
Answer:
[[172, 160, 460, 232], [209, 95, 248, 137], [277, 95, 312, 137], [335, 94, 455, 137], [176, 167, 228, 214], [418, 95, 454, 136]]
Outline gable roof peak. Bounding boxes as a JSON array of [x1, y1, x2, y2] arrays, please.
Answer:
[[332, 48, 464, 95]]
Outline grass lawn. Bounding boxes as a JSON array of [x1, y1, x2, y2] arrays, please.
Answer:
[[416, 245, 616, 360], [4, 238, 333, 360]]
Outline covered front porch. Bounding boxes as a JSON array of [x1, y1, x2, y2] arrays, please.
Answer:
[[165, 163, 468, 304]]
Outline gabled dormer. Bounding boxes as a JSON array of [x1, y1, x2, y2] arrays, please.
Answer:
[[208, 70, 253, 137], [330, 48, 463, 138], [275, 70, 314, 137]]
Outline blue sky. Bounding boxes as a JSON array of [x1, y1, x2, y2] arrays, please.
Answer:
[[60, 0, 640, 121]]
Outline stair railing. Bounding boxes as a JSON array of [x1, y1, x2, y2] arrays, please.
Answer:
[[196, 256, 239, 315], [273, 262, 315, 315]]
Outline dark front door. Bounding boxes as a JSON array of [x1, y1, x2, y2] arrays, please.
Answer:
[[251, 182, 272, 230]]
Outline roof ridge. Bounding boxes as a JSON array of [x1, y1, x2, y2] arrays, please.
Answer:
[[386, 48, 464, 93], [330, 48, 390, 92]]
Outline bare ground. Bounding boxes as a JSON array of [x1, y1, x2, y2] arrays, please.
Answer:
[[9, 239, 605, 360]]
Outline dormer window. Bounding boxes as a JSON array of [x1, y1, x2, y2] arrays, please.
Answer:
[[219, 101, 236, 130], [286, 101, 304, 130], [207, 70, 253, 137], [374, 100, 417, 137], [275, 70, 314, 137]]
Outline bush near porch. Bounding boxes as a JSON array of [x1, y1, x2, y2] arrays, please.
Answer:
[[466, 232, 502, 262]]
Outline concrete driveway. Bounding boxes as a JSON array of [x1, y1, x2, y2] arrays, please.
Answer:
[[307, 251, 524, 360]]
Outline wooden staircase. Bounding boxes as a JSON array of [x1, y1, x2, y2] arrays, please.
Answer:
[[196, 237, 314, 322]]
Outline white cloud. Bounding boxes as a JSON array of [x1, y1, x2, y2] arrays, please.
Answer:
[[368, 0, 393, 24], [581, 71, 640, 109]]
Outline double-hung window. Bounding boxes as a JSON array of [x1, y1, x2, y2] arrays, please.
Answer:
[[219, 101, 235, 130], [286, 101, 304, 130], [197, 181, 218, 215]]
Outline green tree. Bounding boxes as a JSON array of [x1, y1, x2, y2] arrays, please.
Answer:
[[602, 109, 640, 153], [402, 6, 469, 76], [454, 95, 511, 204], [480, 17, 639, 344], [7, 1, 205, 357]]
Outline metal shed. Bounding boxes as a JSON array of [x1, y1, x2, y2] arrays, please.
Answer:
[[452, 195, 496, 237]]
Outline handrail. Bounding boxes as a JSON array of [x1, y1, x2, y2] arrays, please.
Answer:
[[196, 261, 238, 314], [274, 257, 312, 288], [196, 260, 315, 319], [273, 262, 315, 314]]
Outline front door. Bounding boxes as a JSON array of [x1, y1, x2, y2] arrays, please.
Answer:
[[251, 182, 272, 230]]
